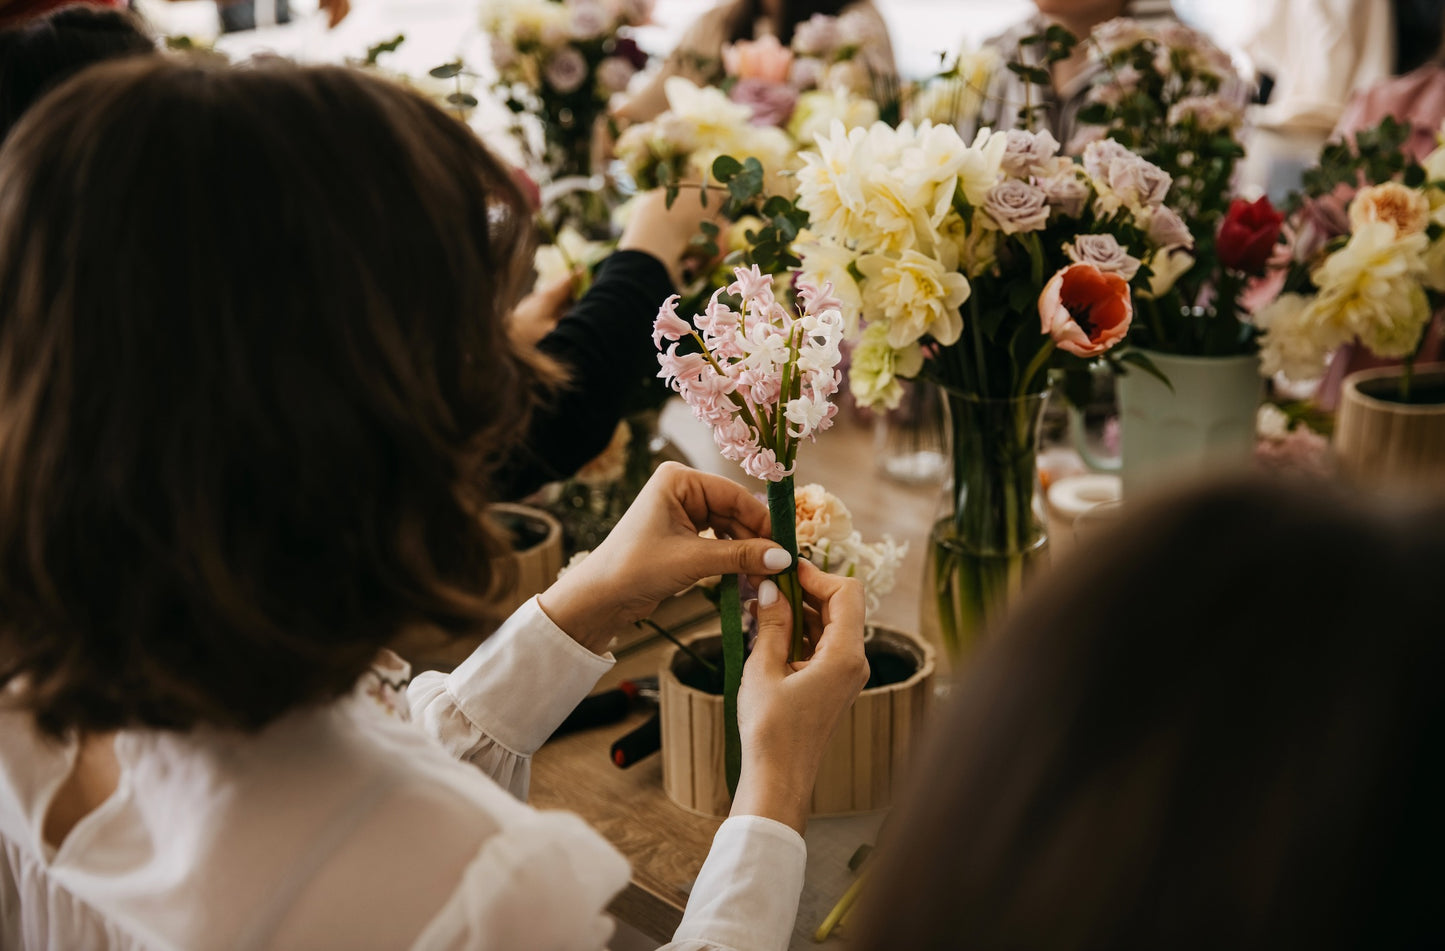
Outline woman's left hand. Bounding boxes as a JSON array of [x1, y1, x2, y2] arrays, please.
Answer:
[[537, 462, 794, 653]]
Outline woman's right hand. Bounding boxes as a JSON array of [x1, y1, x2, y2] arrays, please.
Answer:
[[731, 561, 870, 835]]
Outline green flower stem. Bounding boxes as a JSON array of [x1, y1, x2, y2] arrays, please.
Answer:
[[720, 572, 743, 798], [766, 477, 805, 662], [1017, 340, 1055, 398]]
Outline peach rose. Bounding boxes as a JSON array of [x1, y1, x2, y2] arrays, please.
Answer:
[[722, 35, 794, 84], [1038, 263, 1133, 357], [793, 483, 854, 548], [1349, 182, 1431, 238]]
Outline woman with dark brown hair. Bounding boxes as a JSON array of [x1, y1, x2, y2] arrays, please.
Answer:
[[0, 57, 869, 950], [850, 479, 1445, 950], [0, 3, 153, 141]]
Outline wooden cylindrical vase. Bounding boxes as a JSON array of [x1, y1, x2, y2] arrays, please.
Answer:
[[1335, 364, 1445, 495], [659, 627, 936, 818]]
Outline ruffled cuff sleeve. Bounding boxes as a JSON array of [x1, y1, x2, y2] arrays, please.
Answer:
[[664, 815, 807, 951], [407, 597, 614, 799]]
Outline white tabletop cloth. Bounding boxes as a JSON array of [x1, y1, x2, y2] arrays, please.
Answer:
[[0, 598, 806, 950]]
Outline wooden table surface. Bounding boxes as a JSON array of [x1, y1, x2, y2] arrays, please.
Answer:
[[530, 411, 943, 948]]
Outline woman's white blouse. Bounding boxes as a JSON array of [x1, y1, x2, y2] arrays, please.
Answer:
[[0, 598, 807, 950]]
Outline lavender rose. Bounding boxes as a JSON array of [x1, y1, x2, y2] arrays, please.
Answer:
[[1064, 233, 1141, 281], [1039, 171, 1090, 219], [729, 78, 799, 127], [1082, 139, 1133, 183], [1001, 128, 1061, 178], [792, 13, 841, 57], [1092, 17, 1151, 54], [544, 46, 589, 94], [1145, 205, 1193, 248], [984, 179, 1051, 234], [1108, 154, 1172, 208], [1166, 95, 1244, 133]]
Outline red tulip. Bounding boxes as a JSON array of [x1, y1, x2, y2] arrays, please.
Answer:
[[1217, 196, 1284, 275], [1038, 263, 1133, 358]]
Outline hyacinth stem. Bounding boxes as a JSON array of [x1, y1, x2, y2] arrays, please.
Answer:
[[720, 572, 743, 798], [766, 477, 805, 662]]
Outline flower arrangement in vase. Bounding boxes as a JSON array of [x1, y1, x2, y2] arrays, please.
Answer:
[[653, 264, 844, 793], [790, 120, 1182, 658], [1256, 116, 1445, 488], [1257, 116, 1445, 399], [1073, 17, 1259, 355], [483, 0, 653, 232]]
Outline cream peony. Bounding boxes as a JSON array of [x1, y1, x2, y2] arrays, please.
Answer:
[[1309, 221, 1431, 358], [796, 239, 864, 326], [848, 322, 924, 409], [787, 88, 879, 147], [1255, 292, 1338, 381], [793, 483, 855, 547], [956, 127, 1009, 206], [857, 249, 970, 348], [1348, 182, 1431, 238]]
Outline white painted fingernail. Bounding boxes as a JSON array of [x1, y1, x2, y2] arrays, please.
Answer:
[[762, 548, 792, 571], [758, 579, 779, 607]]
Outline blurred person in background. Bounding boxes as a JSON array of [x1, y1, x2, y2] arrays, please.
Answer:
[[0, 0, 122, 29], [1239, 0, 1393, 201], [851, 477, 1445, 951], [968, 0, 1179, 147], [0, 3, 153, 141]]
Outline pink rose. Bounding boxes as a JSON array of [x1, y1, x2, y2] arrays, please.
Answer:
[[792, 13, 840, 57], [1038, 263, 1133, 357], [728, 78, 798, 127], [722, 35, 794, 83]]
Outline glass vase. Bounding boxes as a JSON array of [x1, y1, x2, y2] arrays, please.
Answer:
[[923, 389, 1050, 662]]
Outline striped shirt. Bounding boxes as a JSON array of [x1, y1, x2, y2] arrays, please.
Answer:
[[967, 1, 1178, 150]]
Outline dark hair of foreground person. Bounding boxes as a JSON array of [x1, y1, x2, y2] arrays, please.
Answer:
[[0, 4, 154, 142], [0, 56, 554, 736], [853, 478, 1445, 951]]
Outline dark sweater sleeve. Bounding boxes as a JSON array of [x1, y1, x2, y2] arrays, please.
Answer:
[[495, 250, 676, 501]]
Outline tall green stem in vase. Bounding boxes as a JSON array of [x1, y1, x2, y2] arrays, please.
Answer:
[[924, 389, 1049, 661]]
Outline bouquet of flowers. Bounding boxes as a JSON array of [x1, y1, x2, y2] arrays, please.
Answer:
[[1072, 17, 1259, 355], [791, 120, 1184, 653], [796, 123, 1182, 405], [1256, 117, 1445, 400], [484, 0, 652, 184]]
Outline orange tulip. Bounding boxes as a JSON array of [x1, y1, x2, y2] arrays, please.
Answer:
[[1037, 263, 1133, 357]]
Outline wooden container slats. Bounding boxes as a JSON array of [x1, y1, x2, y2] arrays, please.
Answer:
[[1335, 365, 1445, 495], [660, 629, 935, 818]]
